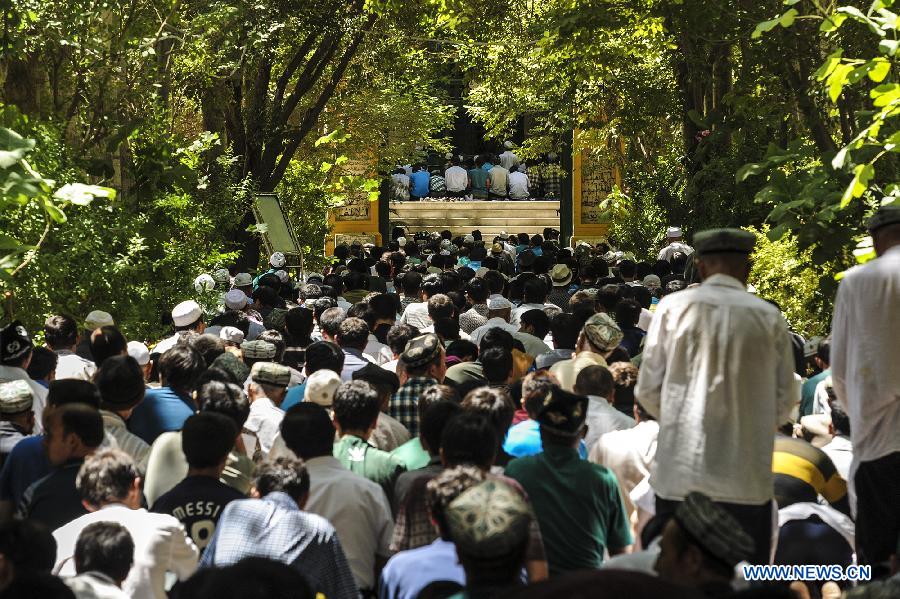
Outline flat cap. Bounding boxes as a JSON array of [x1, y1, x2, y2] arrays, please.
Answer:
[[693, 228, 756, 255], [305, 369, 342, 407], [401, 333, 442, 369], [0, 380, 33, 413], [250, 361, 291, 387], [352, 363, 400, 394], [536, 387, 589, 436], [583, 312, 623, 352], [1, 322, 32, 362], [84, 310, 114, 330], [172, 300, 203, 328], [446, 479, 531, 559], [241, 339, 277, 359], [675, 492, 755, 567], [866, 203, 900, 232]]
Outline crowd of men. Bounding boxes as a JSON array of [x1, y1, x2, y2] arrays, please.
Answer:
[[390, 142, 563, 201], [0, 205, 898, 599]]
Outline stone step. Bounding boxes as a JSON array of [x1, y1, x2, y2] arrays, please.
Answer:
[[390, 200, 560, 238]]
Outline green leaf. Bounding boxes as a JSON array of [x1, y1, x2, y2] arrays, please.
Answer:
[[687, 109, 707, 128], [752, 17, 780, 39], [828, 63, 854, 102], [872, 83, 900, 106], [869, 58, 891, 82], [736, 161, 770, 182], [43, 202, 67, 223], [779, 8, 798, 27], [820, 12, 848, 32], [814, 49, 844, 80], [766, 224, 787, 241], [841, 163, 875, 207], [53, 183, 116, 205], [879, 39, 900, 55]]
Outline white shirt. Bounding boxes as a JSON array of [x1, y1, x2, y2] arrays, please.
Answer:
[[65, 572, 130, 599], [54, 504, 199, 599], [242, 396, 284, 458], [381, 358, 400, 373], [0, 365, 48, 433], [469, 318, 519, 346], [54, 350, 96, 381], [365, 335, 393, 365], [507, 171, 529, 199], [151, 334, 180, 356], [821, 434, 853, 482], [444, 165, 468, 192], [510, 303, 560, 326], [657, 241, 694, 262], [635, 274, 796, 504], [583, 396, 636, 451], [498, 150, 519, 171], [399, 302, 432, 330], [304, 456, 394, 590], [638, 308, 653, 332], [590, 420, 659, 520], [831, 245, 900, 466]]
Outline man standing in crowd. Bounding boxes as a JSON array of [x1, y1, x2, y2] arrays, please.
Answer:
[[830, 204, 900, 572], [44, 315, 96, 381], [0, 381, 34, 467], [636, 228, 795, 565], [657, 226, 694, 262], [0, 322, 48, 432], [444, 156, 469, 198]]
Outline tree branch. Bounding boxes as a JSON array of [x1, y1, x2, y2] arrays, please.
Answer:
[[272, 31, 319, 113]]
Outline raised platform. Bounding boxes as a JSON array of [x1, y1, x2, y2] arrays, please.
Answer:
[[389, 200, 560, 237]]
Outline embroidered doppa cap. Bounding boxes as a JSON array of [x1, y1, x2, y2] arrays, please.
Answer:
[[693, 228, 756, 255], [666, 226, 683, 238], [866, 203, 900, 232], [487, 296, 513, 310], [446, 479, 531, 559], [401, 333, 442, 369], [233, 273, 253, 287], [270, 252, 286, 268], [550, 264, 572, 287], [241, 340, 277, 360], [250, 361, 291, 387], [674, 491, 756, 567], [224, 289, 249, 310], [84, 310, 114, 330], [0, 380, 33, 414], [1, 322, 32, 362], [536, 386, 588, 436], [583, 312, 623, 352]]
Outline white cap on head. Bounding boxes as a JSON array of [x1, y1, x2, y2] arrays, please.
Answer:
[[397, 237, 407, 247], [270, 252, 286, 268], [212, 268, 231, 285], [224, 289, 249, 310], [475, 267, 489, 278], [487, 296, 513, 310], [172, 300, 203, 328], [445, 151, 454, 160], [440, 239, 451, 249], [126, 341, 150, 366], [194, 274, 216, 294], [464, 234, 475, 243], [504, 140, 514, 149], [666, 226, 682, 238], [219, 326, 245, 344], [84, 310, 114, 330], [233, 272, 252, 287], [305, 370, 342, 408], [275, 270, 289, 283]]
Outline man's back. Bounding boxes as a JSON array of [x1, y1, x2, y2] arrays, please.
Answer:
[[201, 492, 356, 599], [635, 274, 796, 504], [151, 475, 246, 552], [20, 459, 87, 531], [129, 387, 194, 445]]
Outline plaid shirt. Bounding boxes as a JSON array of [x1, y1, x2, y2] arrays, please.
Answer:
[[200, 492, 357, 599], [389, 377, 436, 437], [390, 473, 438, 553], [538, 163, 564, 199], [547, 287, 572, 312]]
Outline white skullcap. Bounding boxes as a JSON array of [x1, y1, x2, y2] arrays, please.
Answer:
[[397, 236, 407, 247], [270, 252, 286, 268], [224, 289, 248, 310], [233, 272, 252, 287], [487, 296, 513, 310], [305, 370, 342, 408], [219, 326, 245, 344], [666, 226, 682, 238], [84, 310, 114, 330], [464, 234, 475, 243], [171, 300, 203, 327], [504, 140, 514, 149], [475, 267, 489, 278], [194, 274, 216, 294], [126, 341, 150, 366], [275, 270, 289, 283]]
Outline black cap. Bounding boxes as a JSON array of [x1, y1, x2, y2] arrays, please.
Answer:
[[352, 363, 400, 393]]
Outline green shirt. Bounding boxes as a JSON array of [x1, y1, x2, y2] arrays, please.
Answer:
[[505, 444, 632, 577], [390, 437, 431, 471], [800, 369, 830, 417], [334, 434, 406, 505]]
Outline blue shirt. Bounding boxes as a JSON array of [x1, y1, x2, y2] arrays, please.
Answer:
[[410, 171, 430, 198], [201, 492, 357, 599], [281, 382, 307, 411], [503, 419, 587, 459], [341, 349, 370, 382], [378, 538, 465, 599], [0, 435, 50, 507], [128, 386, 196, 444]]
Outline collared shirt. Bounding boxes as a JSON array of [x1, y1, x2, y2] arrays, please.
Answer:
[[443, 361, 484, 386], [773, 435, 848, 512], [505, 445, 632, 576], [341, 348, 375, 381], [459, 306, 489, 334], [370, 412, 411, 452], [657, 242, 694, 262], [0, 422, 28, 468], [399, 302, 432, 330], [537, 163, 563, 199], [200, 492, 357, 599], [503, 419, 588, 460], [129, 386, 196, 445], [379, 538, 465, 599], [365, 335, 393, 366], [54, 504, 198, 599], [635, 274, 796, 504], [65, 571, 129, 599], [549, 351, 608, 392], [821, 435, 853, 481], [513, 331, 551, 360], [389, 377, 436, 437], [589, 420, 659, 521], [54, 349, 96, 381], [444, 165, 468, 192], [243, 396, 284, 459], [469, 318, 519, 346], [151, 333, 180, 356], [390, 437, 431, 471], [0, 365, 48, 434], [304, 456, 393, 590], [101, 410, 150, 474], [19, 459, 88, 531], [409, 170, 430, 198], [488, 166, 509, 195], [584, 396, 636, 451], [508, 171, 529, 199], [333, 434, 406, 507], [831, 245, 900, 466]]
